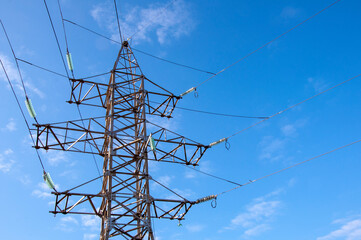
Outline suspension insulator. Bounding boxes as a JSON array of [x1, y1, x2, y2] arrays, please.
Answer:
[[66, 52, 74, 71], [194, 194, 217, 204], [180, 87, 196, 97], [43, 171, 56, 190], [209, 138, 227, 147], [149, 134, 156, 152], [25, 98, 36, 118]]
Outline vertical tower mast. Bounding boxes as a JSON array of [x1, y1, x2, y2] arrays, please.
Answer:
[[99, 41, 153, 239]]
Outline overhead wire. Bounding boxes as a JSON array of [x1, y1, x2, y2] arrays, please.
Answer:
[[173, 105, 268, 119], [56, 0, 102, 177], [17, 57, 110, 79], [185, 165, 242, 186], [220, 72, 361, 141], [113, 0, 123, 42], [1, 19, 60, 192], [62, 18, 215, 75], [17, 58, 68, 78], [181, 0, 342, 96], [214, 138, 361, 198], [43, 0, 101, 177], [0, 59, 45, 171], [147, 99, 267, 119], [0, 20, 42, 127]]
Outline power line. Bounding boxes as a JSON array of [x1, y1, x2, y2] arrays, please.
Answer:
[[44, 0, 101, 177], [148, 99, 268, 119], [57, 0, 102, 177], [17, 57, 110, 79], [64, 19, 121, 44], [0, 58, 45, 171], [214, 138, 361, 197], [43, 0, 71, 79], [113, 0, 123, 42], [63, 19, 215, 75], [17, 58, 68, 78], [224, 72, 361, 140], [183, 0, 342, 93], [132, 48, 216, 75], [0, 20, 28, 97], [185, 165, 242, 186], [174, 105, 268, 119]]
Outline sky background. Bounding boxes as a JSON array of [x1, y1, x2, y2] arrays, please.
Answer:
[[1, 0, 361, 239]]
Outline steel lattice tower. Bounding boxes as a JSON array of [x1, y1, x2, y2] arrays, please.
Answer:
[[34, 41, 209, 239]]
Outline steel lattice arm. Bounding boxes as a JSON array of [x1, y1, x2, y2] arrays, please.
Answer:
[[34, 118, 209, 165], [68, 77, 180, 118], [51, 191, 193, 220]]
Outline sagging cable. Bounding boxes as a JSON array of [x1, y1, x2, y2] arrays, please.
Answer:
[[66, 52, 74, 71], [209, 138, 228, 148], [180, 87, 196, 98], [25, 98, 36, 118], [43, 171, 57, 191]]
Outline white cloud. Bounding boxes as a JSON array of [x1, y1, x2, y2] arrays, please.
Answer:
[[2, 118, 17, 132], [84, 234, 98, 240], [186, 224, 204, 233], [0, 148, 15, 173], [90, 0, 195, 45], [184, 169, 196, 179], [317, 219, 361, 240], [61, 216, 79, 225], [281, 124, 296, 137], [308, 77, 328, 92], [222, 190, 282, 236], [259, 136, 286, 161], [230, 200, 280, 228], [280, 6, 301, 20], [32, 182, 59, 199], [244, 223, 271, 236], [0, 53, 45, 98], [19, 174, 32, 185], [158, 175, 173, 186], [82, 215, 101, 231], [45, 151, 68, 166], [56, 215, 79, 232], [259, 120, 306, 161]]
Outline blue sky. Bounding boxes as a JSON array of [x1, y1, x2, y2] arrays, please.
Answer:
[[1, 0, 361, 239]]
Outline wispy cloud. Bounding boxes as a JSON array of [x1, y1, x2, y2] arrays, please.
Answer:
[[307, 77, 328, 93], [317, 218, 361, 240], [56, 216, 79, 232], [0, 148, 15, 173], [221, 189, 282, 237], [259, 120, 307, 162], [280, 6, 301, 20], [32, 182, 59, 199], [81, 215, 101, 231], [44, 151, 68, 166], [0, 53, 45, 98], [90, 0, 195, 45], [186, 224, 205, 233], [84, 233, 98, 240], [1, 118, 17, 132]]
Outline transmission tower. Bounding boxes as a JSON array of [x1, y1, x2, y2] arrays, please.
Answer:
[[34, 41, 209, 239]]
